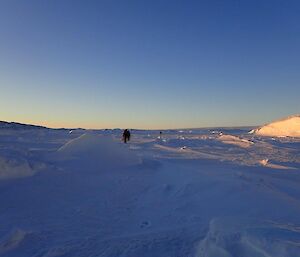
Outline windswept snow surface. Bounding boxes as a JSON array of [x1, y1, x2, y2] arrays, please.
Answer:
[[253, 114, 300, 138], [57, 133, 141, 168], [218, 134, 254, 148], [0, 127, 300, 256]]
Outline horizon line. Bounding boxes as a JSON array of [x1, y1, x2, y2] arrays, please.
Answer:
[[0, 119, 259, 131]]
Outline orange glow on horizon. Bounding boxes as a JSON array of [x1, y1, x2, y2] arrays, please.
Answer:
[[2, 118, 206, 130]]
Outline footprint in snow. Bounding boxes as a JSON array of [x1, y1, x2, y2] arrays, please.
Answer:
[[140, 221, 151, 229]]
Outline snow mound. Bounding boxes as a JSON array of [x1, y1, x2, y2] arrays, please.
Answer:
[[0, 156, 40, 180], [259, 159, 295, 170], [254, 114, 300, 138], [195, 218, 300, 257], [0, 229, 31, 254], [218, 134, 253, 148], [57, 133, 141, 168]]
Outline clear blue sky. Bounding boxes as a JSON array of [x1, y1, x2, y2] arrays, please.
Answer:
[[0, 0, 299, 129]]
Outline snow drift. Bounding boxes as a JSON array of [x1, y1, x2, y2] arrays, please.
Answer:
[[252, 114, 300, 138], [195, 218, 300, 257], [218, 134, 253, 148], [57, 133, 141, 169], [0, 156, 41, 180], [0, 229, 32, 255]]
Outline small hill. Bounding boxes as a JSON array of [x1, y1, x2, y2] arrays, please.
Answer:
[[251, 114, 300, 138], [0, 121, 47, 130]]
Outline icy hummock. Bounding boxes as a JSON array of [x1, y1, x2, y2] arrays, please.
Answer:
[[251, 114, 300, 138], [218, 134, 254, 148], [0, 156, 38, 179]]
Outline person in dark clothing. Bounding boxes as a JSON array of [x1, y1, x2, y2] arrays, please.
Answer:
[[123, 129, 131, 143], [127, 130, 131, 141]]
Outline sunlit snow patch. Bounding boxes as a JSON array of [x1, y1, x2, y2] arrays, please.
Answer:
[[259, 158, 296, 170], [218, 134, 254, 148], [253, 114, 300, 138]]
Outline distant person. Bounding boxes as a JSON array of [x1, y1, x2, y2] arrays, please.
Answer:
[[123, 129, 131, 143], [127, 129, 131, 141]]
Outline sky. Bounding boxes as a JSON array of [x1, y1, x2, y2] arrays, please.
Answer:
[[0, 0, 299, 129]]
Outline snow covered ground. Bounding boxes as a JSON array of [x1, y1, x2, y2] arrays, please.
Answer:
[[0, 126, 300, 257]]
